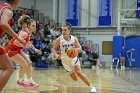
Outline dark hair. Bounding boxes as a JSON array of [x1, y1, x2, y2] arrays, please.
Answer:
[[66, 22, 71, 27], [18, 15, 35, 27], [5, 0, 15, 4], [63, 22, 71, 30]]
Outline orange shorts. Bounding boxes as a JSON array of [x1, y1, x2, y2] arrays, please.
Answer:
[[0, 46, 6, 56], [5, 44, 22, 57]]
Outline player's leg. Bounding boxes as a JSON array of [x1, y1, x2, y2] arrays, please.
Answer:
[[20, 51, 40, 88], [74, 64, 96, 92], [71, 57, 92, 86], [74, 65, 90, 85], [120, 57, 123, 70], [10, 54, 30, 87], [62, 62, 78, 81], [0, 53, 14, 91], [122, 58, 125, 70], [69, 71, 78, 81]]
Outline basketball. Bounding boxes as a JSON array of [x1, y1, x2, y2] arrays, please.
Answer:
[[66, 47, 78, 58]]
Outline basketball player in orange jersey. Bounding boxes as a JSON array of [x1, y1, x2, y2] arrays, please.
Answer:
[[5, 15, 42, 88], [52, 23, 96, 93], [0, 0, 26, 92]]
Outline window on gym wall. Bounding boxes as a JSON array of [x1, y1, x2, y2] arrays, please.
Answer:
[[102, 41, 112, 55]]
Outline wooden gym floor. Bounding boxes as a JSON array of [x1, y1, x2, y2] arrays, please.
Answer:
[[1, 67, 140, 93]]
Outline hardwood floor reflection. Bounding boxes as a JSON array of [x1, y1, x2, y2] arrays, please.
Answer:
[[2, 67, 140, 93]]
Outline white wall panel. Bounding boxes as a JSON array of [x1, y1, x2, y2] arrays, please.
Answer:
[[80, 34, 113, 66], [20, 0, 34, 9], [59, 0, 66, 25], [90, 0, 98, 27], [80, 0, 89, 26], [36, 0, 53, 18]]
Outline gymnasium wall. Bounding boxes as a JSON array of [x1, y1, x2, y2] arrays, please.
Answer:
[[0, 0, 136, 27], [72, 27, 117, 66], [35, 0, 53, 18], [58, 0, 66, 25], [20, 0, 34, 9], [83, 34, 114, 66]]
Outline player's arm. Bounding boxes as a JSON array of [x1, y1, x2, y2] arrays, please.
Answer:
[[0, 8, 25, 44], [52, 37, 60, 58], [13, 31, 27, 47], [30, 43, 42, 55], [74, 37, 82, 52]]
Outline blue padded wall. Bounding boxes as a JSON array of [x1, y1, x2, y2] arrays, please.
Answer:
[[112, 36, 124, 58], [113, 36, 140, 67], [125, 36, 140, 67]]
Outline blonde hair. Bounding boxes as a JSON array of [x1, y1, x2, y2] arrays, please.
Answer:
[[18, 15, 35, 28]]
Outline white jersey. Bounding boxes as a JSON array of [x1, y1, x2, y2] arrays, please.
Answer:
[[59, 35, 80, 72], [60, 35, 75, 56]]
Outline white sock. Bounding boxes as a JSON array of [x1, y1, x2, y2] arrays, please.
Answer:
[[28, 77, 35, 83], [19, 78, 24, 82], [28, 77, 32, 81]]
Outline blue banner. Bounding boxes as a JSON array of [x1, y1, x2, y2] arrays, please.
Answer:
[[66, 0, 79, 26], [136, 0, 140, 18], [98, 0, 112, 26]]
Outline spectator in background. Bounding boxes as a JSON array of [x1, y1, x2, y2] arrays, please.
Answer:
[[119, 46, 126, 70], [50, 26, 56, 38], [91, 50, 102, 69], [55, 28, 61, 38], [85, 44, 91, 54], [12, 23, 19, 33], [9, 19, 15, 27], [21, 9, 27, 15]]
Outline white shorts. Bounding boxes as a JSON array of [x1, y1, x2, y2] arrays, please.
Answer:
[[61, 56, 80, 72]]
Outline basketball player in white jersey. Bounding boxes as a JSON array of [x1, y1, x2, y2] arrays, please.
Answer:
[[52, 23, 96, 93]]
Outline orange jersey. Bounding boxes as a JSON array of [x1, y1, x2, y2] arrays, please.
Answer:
[[6, 28, 31, 57], [0, 3, 11, 38], [0, 3, 11, 55]]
